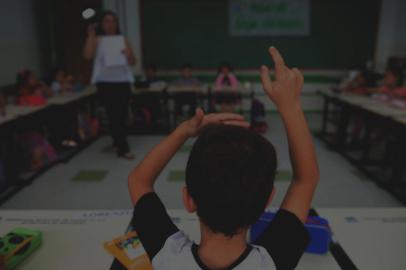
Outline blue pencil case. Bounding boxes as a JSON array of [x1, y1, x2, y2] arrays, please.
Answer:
[[250, 212, 331, 254]]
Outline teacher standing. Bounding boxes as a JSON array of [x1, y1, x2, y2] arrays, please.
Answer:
[[83, 11, 135, 160]]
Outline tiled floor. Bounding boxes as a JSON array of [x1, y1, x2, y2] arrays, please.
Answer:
[[1, 114, 402, 210]]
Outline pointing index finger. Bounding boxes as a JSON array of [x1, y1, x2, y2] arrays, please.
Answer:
[[269, 47, 286, 79]]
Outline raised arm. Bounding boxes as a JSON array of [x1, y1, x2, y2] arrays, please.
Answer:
[[128, 109, 250, 206], [260, 47, 319, 223], [215, 74, 225, 89], [83, 24, 98, 60]]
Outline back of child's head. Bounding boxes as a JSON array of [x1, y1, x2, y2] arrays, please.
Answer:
[[186, 124, 277, 237], [385, 67, 404, 87]]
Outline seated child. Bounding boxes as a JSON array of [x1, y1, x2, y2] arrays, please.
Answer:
[[215, 63, 240, 89], [342, 70, 376, 95], [16, 69, 51, 106], [50, 68, 75, 94], [128, 47, 319, 269], [369, 67, 406, 97], [214, 63, 241, 112], [172, 64, 202, 86], [17, 131, 58, 172], [172, 64, 202, 119], [136, 65, 165, 88]]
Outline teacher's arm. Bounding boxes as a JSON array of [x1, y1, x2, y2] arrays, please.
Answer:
[[123, 38, 136, 66], [83, 24, 98, 60]]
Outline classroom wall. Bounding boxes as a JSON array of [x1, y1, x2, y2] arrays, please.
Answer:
[[0, 0, 42, 85], [110, 0, 404, 72], [375, 0, 406, 71], [140, 0, 381, 69]]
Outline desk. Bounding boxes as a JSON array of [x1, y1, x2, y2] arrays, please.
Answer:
[[319, 208, 406, 270], [47, 88, 97, 106], [0, 209, 340, 270], [212, 85, 252, 97], [167, 85, 209, 94], [393, 116, 406, 125], [0, 88, 99, 203], [0, 113, 17, 126], [317, 90, 406, 203], [4, 105, 48, 117], [360, 102, 406, 117], [337, 94, 377, 107], [133, 86, 166, 95]]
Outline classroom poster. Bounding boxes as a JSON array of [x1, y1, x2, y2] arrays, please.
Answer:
[[229, 0, 310, 36]]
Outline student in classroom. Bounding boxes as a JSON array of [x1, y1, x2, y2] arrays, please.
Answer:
[[214, 63, 241, 112], [369, 67, 406, 98], [173, 64, 202, 86], [171, 64, 202, 121], [135, 64, 165, 88], [16, 69, 52, 106], [127, 47, 319, 269], [340, 69, 377, 95], [215, 62, 240, 89], [50, 68, 75, 94]]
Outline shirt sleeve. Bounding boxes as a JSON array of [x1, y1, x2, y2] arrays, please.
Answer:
[[215, 74, 225, 88], [253, 209, 311, 270], [131, 192, 179, 260]]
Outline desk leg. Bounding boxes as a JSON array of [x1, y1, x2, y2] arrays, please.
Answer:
[[389, 135, 405, 185], [336, 104, 350, 149]]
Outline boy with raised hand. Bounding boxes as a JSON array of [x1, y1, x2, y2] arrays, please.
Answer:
[[128, 47, 319, 269]]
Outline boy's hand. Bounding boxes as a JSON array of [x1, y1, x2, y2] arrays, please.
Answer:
[[179, 108, 250, 138], [260, 47, 304, 112]]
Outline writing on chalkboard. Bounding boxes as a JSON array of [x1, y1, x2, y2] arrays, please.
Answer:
[[229, 0, 310, 36]]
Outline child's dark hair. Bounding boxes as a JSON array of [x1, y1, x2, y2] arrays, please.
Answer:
[[359, 69, 377, 87], [186, 125, 277, 237], [386, 67, 404, 87], [16, 69, 33, 89], [96, 10, 121, 35], [218, 63, 233, 74]]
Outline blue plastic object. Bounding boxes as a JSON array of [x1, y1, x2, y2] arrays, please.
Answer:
[[250, 212, 331, 254]]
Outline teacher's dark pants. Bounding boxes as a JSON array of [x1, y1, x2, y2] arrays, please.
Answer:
[[97, 82, 131, 155]]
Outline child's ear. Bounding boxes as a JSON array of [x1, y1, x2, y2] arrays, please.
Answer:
[[265, 187, 276, 209], [182, 186, 197, 213]]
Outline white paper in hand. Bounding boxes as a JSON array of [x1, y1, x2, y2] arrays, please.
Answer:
[[100, 36, 127, 67]]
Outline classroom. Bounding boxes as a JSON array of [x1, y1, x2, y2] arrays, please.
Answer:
[[0, 0, 405, 269]]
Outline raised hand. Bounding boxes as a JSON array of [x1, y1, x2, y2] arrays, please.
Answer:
[[260, 47, 304, 111], [180, 108, 250, 138]]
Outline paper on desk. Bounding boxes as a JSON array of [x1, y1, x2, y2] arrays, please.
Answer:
[[99, 36, 127, 67]]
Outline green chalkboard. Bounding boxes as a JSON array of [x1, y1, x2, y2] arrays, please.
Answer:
[[140, 0, 381, 69]]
